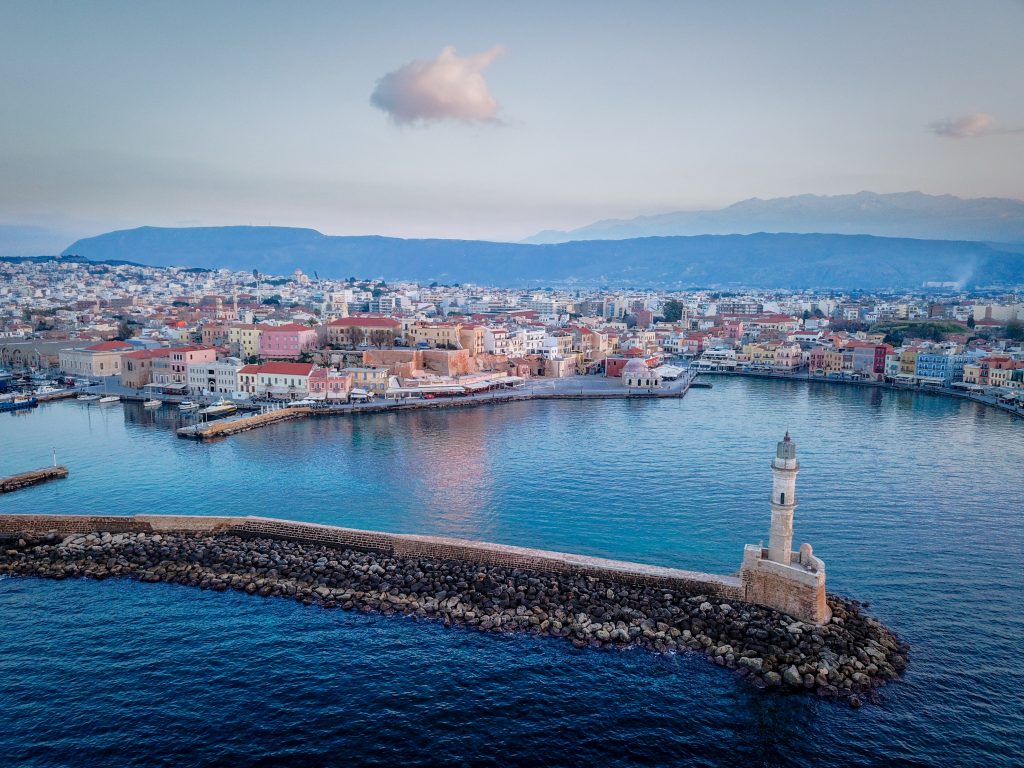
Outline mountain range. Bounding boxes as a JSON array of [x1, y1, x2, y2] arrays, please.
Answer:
[[61, 227, 1024, 289], [524, 191, 1024, 244]]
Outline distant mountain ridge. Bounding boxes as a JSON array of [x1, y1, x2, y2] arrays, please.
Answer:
[[61, 226, 1024, 289], [524, 191, 1024, 244]]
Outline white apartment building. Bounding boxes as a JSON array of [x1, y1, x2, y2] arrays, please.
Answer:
[[187, 358, 244, 395]]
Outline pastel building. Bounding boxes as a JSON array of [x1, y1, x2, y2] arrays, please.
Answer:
[[259, 324, 319, 360], [59, 340, 134, 378], [237, 362, 316, 399]]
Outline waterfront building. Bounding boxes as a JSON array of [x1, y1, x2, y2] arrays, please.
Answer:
[[621, 357, 662, 388], [915, 351, 970, 386], [58, 340, 134, 378], [186, 358, 244, 396], [308, 368, 354, 401], [121, 348, 172, 388], [341, 366, 390, 394], [237, 361, 316, 399], [152, 346, 217, 388]]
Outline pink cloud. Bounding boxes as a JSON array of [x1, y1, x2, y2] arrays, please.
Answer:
[[930, 112, 1023, 138], [371, 46, 507, 126]]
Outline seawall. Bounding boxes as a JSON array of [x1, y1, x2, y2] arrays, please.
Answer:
[[0, 514, 743, 598], [0, 514, 908, 706]]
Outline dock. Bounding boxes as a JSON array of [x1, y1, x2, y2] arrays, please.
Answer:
[[0, 466, 69, 493]]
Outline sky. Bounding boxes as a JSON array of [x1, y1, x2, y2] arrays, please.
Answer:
[[1, 0, 1022, 253]]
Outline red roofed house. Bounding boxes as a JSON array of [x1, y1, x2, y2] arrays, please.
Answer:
[[59, 340, 135, 378], [237, 362, 316, 399], [259, 323, 319, 360]]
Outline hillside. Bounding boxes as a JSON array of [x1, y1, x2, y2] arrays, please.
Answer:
[[61, 226, 1024, 289], [525, 191, 1024, 244]]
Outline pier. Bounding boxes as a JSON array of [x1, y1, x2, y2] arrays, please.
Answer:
[[0, 466, 69, 493]]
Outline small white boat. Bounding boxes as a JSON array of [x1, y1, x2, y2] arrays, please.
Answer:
[[35, 384, 66, 395], [77, 393, 101, 402], [178, 400, 200, 411], [98, 395, 120, 404], [143, 399, 162, 408]]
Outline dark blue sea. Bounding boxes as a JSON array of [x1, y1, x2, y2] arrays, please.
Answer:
[[1, 378, 1022, 767]]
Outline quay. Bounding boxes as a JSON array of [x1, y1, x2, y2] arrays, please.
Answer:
[[0, 466, 69, 494], [700, 368, 1024, 419], [176, 373, 697, 440]]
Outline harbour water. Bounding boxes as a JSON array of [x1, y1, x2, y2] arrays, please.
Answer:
[[1, 378, 1022, 767]]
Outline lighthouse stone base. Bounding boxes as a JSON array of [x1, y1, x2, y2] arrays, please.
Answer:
[[740, 543, 831, 625]]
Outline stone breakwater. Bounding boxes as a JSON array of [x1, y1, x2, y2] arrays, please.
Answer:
[[0, 529, 908, 707]]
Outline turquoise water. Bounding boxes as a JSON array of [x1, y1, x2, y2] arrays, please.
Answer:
[[1, 379, 1022, 766]]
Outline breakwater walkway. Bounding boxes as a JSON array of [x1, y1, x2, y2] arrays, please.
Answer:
[[0, 466, 68, 494], [0, 514, 906, 706]]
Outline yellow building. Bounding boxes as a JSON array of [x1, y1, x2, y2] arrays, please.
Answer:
[[408, 322, 462, 350], [899, 348, 920, 376], [227, 323, 266, 359], [962, 363, 981, 384], [342, 366, 390, 394]]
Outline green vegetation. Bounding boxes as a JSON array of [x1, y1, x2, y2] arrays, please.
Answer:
[[661, 299, 684, 322], [869, 320, 968, 346]]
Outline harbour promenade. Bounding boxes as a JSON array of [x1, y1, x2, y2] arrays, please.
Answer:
[[175, 372, 697, 440], [700, 368, 1024, 419]]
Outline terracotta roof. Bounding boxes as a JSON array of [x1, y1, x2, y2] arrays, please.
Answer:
[[262, 323, 315, 333], [121, 348, 172, 360], [328, 317, 400, 328], [254, 362, 315, 376], [84, 341, 134, 352]]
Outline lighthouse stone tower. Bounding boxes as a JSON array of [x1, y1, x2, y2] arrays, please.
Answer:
[[740, 433, 831, 624], [768, 432, 798, 565]]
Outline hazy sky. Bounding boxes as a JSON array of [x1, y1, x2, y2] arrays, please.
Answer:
[[1, 0, 1022, 252]]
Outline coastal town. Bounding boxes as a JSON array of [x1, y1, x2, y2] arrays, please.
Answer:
[[1, 256, 1022, 421]]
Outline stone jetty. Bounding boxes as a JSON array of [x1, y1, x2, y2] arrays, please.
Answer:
[[0, 466, 68, 493], [0, 528, 907, 707]]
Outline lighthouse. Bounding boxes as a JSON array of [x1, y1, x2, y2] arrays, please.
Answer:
[[768, 432, 798, 565], [741, 432, 830, 624]]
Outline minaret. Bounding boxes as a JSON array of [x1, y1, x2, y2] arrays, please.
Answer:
[[768, 431, 799, 564]]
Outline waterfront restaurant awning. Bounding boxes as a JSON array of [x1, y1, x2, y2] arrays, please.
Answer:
[[144, 382, 187, 392]]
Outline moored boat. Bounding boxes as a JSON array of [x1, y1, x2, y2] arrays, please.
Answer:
[[0, 395, 38, 412], [77, 393, 101, 401], [98, 395, 120, 404], [143, 399, 162, 408], [198, 399, 238, 419], [178, 400, 200, 411]]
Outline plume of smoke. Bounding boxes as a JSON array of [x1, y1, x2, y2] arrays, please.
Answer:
[[930, 113, 1024, 138], [371, 45, 506, 126]]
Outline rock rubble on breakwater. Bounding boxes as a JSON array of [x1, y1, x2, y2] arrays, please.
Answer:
[[0, 530, 908, 707]]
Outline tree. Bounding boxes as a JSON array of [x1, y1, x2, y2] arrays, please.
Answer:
[[115, 318, 133, 340], [662, 299, 684, 323], [368, 329, 394, 348], [349, 327, 366, 347], [967, 315, 976, 329], [1007, 320, 1024, 341]]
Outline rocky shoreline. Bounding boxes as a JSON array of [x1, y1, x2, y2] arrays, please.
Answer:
[[0, 530, 908, 707]]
